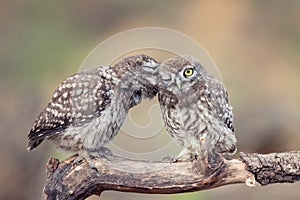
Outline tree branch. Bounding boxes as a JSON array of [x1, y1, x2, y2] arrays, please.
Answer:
[[240, 151, 300, 185], [43, 151, 300, 200]]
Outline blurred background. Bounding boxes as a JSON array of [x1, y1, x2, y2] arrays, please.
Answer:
[[1, 0, 300, 199]]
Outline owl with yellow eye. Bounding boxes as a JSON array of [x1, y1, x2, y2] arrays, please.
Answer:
[[158, 55, 237, 174]]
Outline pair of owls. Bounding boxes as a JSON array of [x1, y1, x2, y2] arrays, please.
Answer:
[[28, 54, 237, 173]]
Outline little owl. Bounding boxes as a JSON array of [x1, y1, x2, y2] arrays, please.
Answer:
[[158, 55, 236, 174], [27, 54, 159, 170]]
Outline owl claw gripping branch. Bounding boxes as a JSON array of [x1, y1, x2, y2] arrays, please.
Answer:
[[27, 54, 160, 170], [158, 55, 237, 175]]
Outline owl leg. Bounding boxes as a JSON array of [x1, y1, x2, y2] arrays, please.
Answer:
[[177, 148, 189, 158], [73, 150, 98, 171], [73, 147, 113, 171]]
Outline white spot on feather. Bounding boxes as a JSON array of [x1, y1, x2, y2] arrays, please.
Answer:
[[63, 92, 68, 98]]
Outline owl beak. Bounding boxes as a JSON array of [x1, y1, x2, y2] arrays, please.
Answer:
[[175, 77, 182, 89]]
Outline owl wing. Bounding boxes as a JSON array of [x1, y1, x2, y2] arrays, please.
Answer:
[[199, 75, 234, 132], [196, 75, 236, 154], [27, 67, 114, 150]]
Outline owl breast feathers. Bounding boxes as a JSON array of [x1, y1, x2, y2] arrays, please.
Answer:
[[158, 55, 237, 160]]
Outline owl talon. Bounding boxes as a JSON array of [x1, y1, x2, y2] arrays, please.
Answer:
[[174, 157, 192, 162], [189, 152, 198, 161], [176, 148, 198, 162], [91, 166, 99, 172]]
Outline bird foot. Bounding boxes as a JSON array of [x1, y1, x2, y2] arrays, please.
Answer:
[[176, 148, 199, 161], [73, 151, 99, 172], [73, 147, 113, 172]]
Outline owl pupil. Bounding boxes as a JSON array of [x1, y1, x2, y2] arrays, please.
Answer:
[[184, 68, 193, 77]]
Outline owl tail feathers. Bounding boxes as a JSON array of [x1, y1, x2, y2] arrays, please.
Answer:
[[27, 129, 48, 151], [227, 144, 237, 155], [27, 138, 44, 151], [215, 134, 237, 156], [27, 127, 63, 151]]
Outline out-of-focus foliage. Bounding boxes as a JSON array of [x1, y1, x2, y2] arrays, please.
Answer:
[[1, 1, 300, 200]]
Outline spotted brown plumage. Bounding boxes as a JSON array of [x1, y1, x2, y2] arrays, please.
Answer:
[[158, 55, 236, 173], [28, 54, 159, 170]]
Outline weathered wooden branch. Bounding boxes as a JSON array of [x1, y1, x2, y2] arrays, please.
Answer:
[[43, 151, 300, 200], [240, 151, 300, 185]]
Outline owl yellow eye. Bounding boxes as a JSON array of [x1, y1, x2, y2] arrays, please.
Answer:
[[183, 68, 194, 78]]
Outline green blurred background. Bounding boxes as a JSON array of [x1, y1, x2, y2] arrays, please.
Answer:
[[1, 0, 300, 199]]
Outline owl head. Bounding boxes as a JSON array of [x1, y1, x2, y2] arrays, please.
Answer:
[[158, 55, 208, 95], [116, 54, 159, 84], [115, 54, 160, 99]]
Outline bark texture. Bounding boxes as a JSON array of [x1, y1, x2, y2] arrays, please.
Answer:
[[43, 151, 300, 200], [240, 151, 300, 185]]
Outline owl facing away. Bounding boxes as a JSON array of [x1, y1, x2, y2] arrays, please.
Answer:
[[27, 54, 159, 170], [158, 55, 236, 173]]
